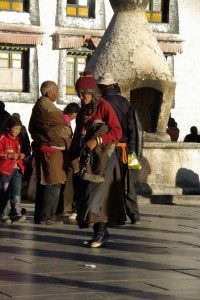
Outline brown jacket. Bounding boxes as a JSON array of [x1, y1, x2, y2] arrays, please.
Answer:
[[29, 96, 72, 184]]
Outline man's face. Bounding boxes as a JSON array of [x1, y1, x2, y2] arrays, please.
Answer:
[[48, 84, 58, 102]]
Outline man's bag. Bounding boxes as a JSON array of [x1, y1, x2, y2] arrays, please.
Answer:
[[128, 151, 142, 170]]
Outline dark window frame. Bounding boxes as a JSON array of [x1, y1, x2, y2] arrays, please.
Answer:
[[66, 0, 95, 19], [146, 0, 169, 23], [66, 50, 92, 95], [0, 47, 29, 92], [0, 0, 29, 13]]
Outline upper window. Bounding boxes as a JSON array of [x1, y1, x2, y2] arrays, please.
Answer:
[[0, 47, 29, 92], [66, 0, 95, 18], [0, 0, 28, 12], [146, 0, 169, 23], [66, 48, 92, 94]]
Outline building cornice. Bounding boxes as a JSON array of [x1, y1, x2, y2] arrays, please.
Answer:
[[0, 23, 43, 45]]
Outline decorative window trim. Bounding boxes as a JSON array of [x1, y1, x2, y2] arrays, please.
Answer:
[[0, 32, 43, 45], [52, 28, 103, 50], [155, 33, 184, 55], [0, 24, 43, 45]]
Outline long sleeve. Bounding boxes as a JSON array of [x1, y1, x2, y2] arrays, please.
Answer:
[[94, 98, 122, 144]]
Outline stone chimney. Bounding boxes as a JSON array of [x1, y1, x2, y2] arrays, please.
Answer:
[[86, 0, 176, 141]]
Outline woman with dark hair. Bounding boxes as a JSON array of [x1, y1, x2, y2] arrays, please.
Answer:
[[70, 71, 126, 248]]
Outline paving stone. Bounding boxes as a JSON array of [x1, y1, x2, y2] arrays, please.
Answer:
[[0, 203, 200, 299]]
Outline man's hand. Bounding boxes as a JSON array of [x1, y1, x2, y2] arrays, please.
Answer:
[[7, 153, 19, 160], [19, 153, 25, 160], [85, 138, 97, 152]]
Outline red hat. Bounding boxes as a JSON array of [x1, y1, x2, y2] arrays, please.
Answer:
[[75, 70, 97, 91]]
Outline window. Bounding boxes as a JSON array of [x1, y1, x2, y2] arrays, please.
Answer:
[[146, 0, 169, 23], [0, 0, 29, 12], [66, 0, 95, 18], [66, 55, 86, 94], [0, 47, 29, 92], [66, 49, 92, 94]]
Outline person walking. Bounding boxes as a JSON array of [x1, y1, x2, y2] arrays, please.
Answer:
[[0, 116, 28, 224], [97, 72, 143, 224], [70, 70, 126, 248], [29, 80, 72, 225]]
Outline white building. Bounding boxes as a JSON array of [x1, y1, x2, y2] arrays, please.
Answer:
[[0, 0, 200, 141]]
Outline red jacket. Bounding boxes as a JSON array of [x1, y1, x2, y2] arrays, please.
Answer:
[[0, 133, 26, 176], [75, 97, 122, 144]]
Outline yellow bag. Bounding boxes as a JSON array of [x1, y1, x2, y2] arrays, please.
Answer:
[[128, 152, 142, 170]]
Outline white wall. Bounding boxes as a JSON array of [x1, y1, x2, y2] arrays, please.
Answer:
[[38, 0, 59, 87], [5, 0, 62, 140], [5, 0, 200, 144], [102, 0, 200, 141], [173, 0, 200, 141], [104, 0, 113, 26], [5, 0, 114, 137]]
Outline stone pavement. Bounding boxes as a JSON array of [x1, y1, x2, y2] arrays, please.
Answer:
[[0, 201, 200, 300]]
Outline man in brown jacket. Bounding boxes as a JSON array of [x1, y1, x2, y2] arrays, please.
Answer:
[[29, 81, 72, 224]]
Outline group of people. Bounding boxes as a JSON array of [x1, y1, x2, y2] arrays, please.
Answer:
[[167, 116, 200, 143], [0, 71, 143, 248], [2, 72, 200, 247]]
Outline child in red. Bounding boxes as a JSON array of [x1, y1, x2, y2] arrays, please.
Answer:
[[0, 116, 28, 224]]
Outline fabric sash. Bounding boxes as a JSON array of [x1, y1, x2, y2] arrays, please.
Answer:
[[116, 142, 127, 164]]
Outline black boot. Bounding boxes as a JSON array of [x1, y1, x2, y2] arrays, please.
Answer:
[[90, 222, 109, 248], [83, 223, 99, 247]]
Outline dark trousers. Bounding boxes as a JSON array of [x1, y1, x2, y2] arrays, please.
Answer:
[[125, 169, 140, 220], [115, 148, 140, 221], [0, 168, 22, 217], [34, 182, 61, 222], [55, 183, 65, 215]]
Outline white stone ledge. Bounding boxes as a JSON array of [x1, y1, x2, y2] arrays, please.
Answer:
[[144, 142, 200, 149]]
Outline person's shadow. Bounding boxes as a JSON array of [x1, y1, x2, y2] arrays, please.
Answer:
[[176, 167, 200, 195], [134, 155, 152, 196]]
